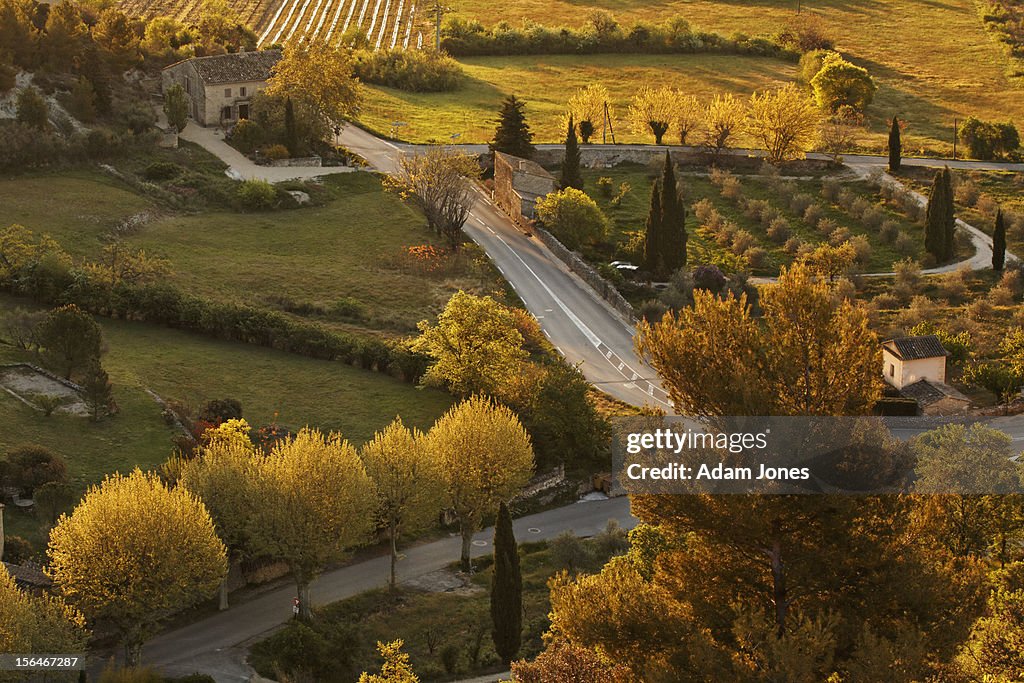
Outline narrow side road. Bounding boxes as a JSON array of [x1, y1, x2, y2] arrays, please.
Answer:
[[145, 496, 635, 681]]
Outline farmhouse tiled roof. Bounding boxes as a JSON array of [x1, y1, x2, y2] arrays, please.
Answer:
[[171, 49, 282, 85], [2, 561, 52, 588], [495, 151, 555, 181], [882, 335, 948, 361], [900, 379, 969, 407]]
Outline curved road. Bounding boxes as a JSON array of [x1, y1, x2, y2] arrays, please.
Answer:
[[339, 124, 673, 411]]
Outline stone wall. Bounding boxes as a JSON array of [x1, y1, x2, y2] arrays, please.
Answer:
[[531, 225, 637, 323], [267, 155, 323, 167]]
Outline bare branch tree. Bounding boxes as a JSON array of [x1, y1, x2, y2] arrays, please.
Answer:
[[386, 146, 479, 250]]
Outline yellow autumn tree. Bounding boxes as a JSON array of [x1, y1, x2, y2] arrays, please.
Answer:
[[358, 640, 420, 683], [46, 469, 227, 667], [248, 428, 376, 621], [703, 93, 746, 154], [427, 396, 534, 572], [360, 418, 444, 590], [179, 419, 259, 611], [0, 564, 88, 670], [672, 92, 703, 146], [565, 84, 612, 144], [746, 84, 821, 163], [412, 291, 528, 396], [627, 85, 676, 145], [265, 38, 362, 134]]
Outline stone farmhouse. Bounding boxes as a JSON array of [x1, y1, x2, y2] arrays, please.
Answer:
[[161, 49, 281, 128], [493, 152, 557, 228]]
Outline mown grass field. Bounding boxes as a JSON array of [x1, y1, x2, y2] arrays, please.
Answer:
[[356, 0, 1024, 153], [0, 166, 493, 336], [361, 53, 798, 145], [0, 293, 453, 553]]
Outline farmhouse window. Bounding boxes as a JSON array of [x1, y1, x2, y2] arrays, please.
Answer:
[[225, 88, 232, 98], [222, 106, 233, 121], [240, 86, 247, 97], [185, 77, 191, 94]]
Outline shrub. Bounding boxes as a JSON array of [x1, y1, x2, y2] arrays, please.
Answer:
[[720, 175, 742, 200], [790, 192, 815, 215], [810, 53, 876, 113], [692, 197, 716, 223], [848, 234, 871, 263], [783, 236, 804, 254], [836, 188, 856, 212], [692, 264, 727, 292], [760, 205, 784, 228], [143, 161, 182, 181], [237, 179, 277, 210], [878, 220, 900, 244], [549, 531, 593, 573], [767, 217, 791, 243], [535, 187, 610, 250], [958, 116, 1020, 160], [743, 198, 771, 221], [731, 229, 755, 254], [596, 176, 614, 197], [816, 217, 839, 236], [828, 226, 852, 245], [259, 144, 289, 160], [848, 196, 871, 219], [353, 48, 465, 92], [967, 298, 994, 320], [715, 221, 738, 246], [894, 232, 916, 255], [16, 87, 50, 130], [229, 119, 265, 154], [803, 204, 825, 227], [5, 444, 67, 496], [975, 194, 999, 216], [873, 292, 900, 310], [820, 178, 841, 202], [861, 206, 886, 230], [954, 179, 980, 207], [744, 246, 768, 267]]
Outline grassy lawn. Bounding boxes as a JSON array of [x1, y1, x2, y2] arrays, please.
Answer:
[[577, 164, 928, 276], [360, 53, 798, 145], [0, 169, 496, 336], [0, 294, 453, 554], [437, 0, 1024, 153]]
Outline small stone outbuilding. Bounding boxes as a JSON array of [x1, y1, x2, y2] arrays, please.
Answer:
[[493, 152, 557, 227]]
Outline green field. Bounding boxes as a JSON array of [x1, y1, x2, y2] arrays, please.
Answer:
[[0, 167, 494, 336], [0, 294, 453, 552], [361, 53, 798, 146], [359, 0, 1023, 153]]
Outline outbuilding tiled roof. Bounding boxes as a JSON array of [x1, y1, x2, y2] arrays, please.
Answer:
[[170, 49, 282, 85], [882, 335, 948, 361]]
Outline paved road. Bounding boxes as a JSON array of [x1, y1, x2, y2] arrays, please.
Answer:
[[145, 496, 635, 681], [339, 124, 673, 411]]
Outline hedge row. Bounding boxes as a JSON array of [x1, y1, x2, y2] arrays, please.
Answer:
[[440, 16, 795, 58], [4, 267, 430, 383]]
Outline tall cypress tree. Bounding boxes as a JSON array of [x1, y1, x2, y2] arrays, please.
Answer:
[[925, 167, 955, 262], [644, 181, 664, 276], [560, 115, 584, 190], [993, 208, 1006, 271], [659, 151, 688, 272], [490, 95, 536, 159], [490, 502, 521, 668], [888, 116, 901, 173]]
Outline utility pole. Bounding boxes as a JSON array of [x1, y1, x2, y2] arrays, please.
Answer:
[[604, 101, 616, 144], [953, 117, 958, 160], [427, 0, 451, 51]]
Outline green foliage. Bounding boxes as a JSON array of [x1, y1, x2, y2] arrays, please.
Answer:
[[909, 322, 972, 365], [68, 77, 97, 124], [441, 13, 789, 57], [491, 502, 522, 667], [810, 53, 876, 113], [3, 444, 67, 497], [236, 179, 277, 211], [81, 359, 115, 421], [559, 115, 583, 191], [163, 83, 189, 133], [959, 116, 1020, 160], [535, 187, 609, 250], [34, 480, 77, 526], [284, 97, 298, 157], [924, 167, 955, 262], [15, 87, 49, 131], [799, 49, 835, 83], [353, 48, 464, 92], [490, 94, 535, 159], [1, 534, 35, 564], [37, 304, 102, 380], [228, 119, 264, 154]]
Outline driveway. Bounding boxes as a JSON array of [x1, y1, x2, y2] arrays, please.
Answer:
[[177, 124, 356, 182]]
